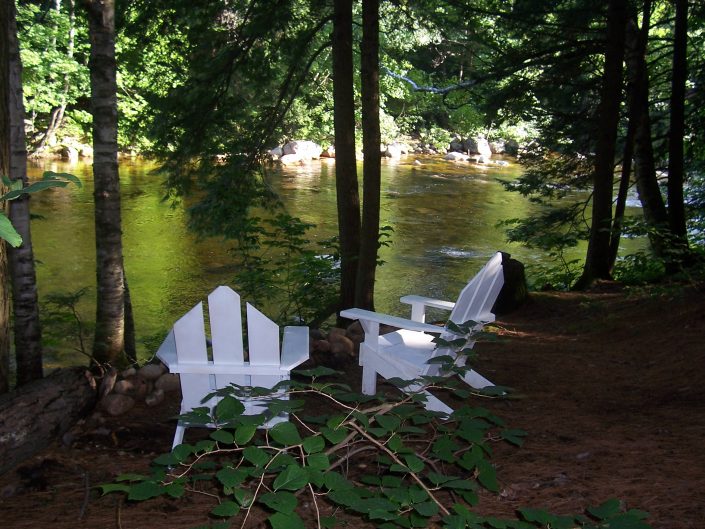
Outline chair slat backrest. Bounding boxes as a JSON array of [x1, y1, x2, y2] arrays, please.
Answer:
[[173, 302, 209, 363], [209, 286, 249, 390], [208, 286, 245, 366], [173, 303, 216, 410], [448, 252, 504, 326], [247, 303, 283, 388]]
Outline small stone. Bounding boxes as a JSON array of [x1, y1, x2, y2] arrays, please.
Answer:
[[101, 394, 135, 416], [330, 337, 355, 358], [313, 339, 331, 353], [327, 327, 348, 343], [145, 389, 165, 407], [345, 321, 364, 344], [155, 373, 181, 393], [113, 375, 151, 399], [121, 367, 137, 378], [99, 367, 118, 398], [309, 328, 326, 341], [138, 363, 166, 380]]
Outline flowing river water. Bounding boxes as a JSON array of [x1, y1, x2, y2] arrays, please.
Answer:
[[27, 155, 601, 367]]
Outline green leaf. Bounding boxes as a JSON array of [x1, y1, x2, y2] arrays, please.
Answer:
[[501, 429, 527, 447], [297, 366, 341, 377], [99, 484, 130, 495], [216, 396, 245, 420], [270, 421, 302, 446], [413, 501, 439, 517], [427, 472, 456, 485], [302, 435, 325, 454], [321, 426, 348, 444], [587, 498, 621, 520], [216, 467, 248, 488], [165, 483, 185, 498], [211, 500, 240, 517], [306, 452, 330, 471], [321, 516, 337, 528], [211, 429, 234, 445], [269, 511, 305, 529], [172, 443, 194, 462], [477, 459, 499, 492], [403, 454, 424, 473], [273, 464, 308, 491], [323, 471, 354, 491], [127, 481, 163, 501], [519, 508, 553, 524], [153, 453, 177, 466], [259, 491, 298, 513], [375, 413, 401, 432], [425, 355, 455, 364], [243, 445, 271, 467], [233, 424, 257, 444], [0, 214, 22, 247], [42, 170, 82, 186], [444, 479, 477, 491], [234, 488, 254, 507]]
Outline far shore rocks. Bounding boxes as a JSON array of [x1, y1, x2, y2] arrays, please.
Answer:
[[268, 135, 521, 167]]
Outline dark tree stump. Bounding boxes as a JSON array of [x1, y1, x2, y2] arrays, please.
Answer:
[[493, 252, 529, 316], [0, 367, 97, 475]]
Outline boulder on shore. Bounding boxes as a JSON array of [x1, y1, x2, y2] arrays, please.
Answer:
[[282, 140, 322, 160]]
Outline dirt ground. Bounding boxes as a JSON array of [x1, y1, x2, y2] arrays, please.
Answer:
[[1, 281, 704, 529]]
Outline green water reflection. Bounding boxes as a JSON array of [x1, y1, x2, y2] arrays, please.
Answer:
[[26, 156, 621, 366]]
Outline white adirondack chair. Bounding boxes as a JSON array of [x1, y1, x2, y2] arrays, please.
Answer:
[[340, 252, 504, 414], [156, 286, 309, 449]]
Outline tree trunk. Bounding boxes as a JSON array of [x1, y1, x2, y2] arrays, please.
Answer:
[[667, 0, 689, 251], [0, 367, 97, 476], [625, 6, 669, 259], [332, 0, 361, 315], [4, 0, 44, 385], [575, 0, 627, 289], [0, 2, 11, 393], [37, 0, 75, 152], [87, 0, 127, 365], [355, 0, 381, 311]]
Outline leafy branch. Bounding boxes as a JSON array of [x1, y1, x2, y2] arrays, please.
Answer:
[[101, 325, 652, 529], [1, 171, 82, 247]]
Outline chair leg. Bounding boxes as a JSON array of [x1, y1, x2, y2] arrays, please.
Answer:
[[460, 369, 493, 389], [361, 365, 378, 395], [405, 383, 453, 415], [172, 422, 186, 451]]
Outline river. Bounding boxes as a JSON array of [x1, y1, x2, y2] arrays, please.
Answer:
[[27, 155, 575, 366]]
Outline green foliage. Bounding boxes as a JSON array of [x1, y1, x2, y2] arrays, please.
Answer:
[[41, 287, 93, 363], [612, 252, 666, 285], [103, 324, 652, 529], [232, 213, 340, 325], [0, 171, 82, 246], [418, 126, 453, 151], [16, 2, 90, 146]]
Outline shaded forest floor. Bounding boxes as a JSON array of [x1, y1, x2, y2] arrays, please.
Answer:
[[1, 281, 704, 529]]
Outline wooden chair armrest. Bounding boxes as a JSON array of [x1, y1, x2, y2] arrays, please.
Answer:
[[399, 295, 455, 311], [340, 308, 444, 334]]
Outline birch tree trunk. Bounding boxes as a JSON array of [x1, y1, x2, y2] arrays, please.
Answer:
[[87, 0, 127, 364], [3, 0, 44, 385], [0, 0, 13, 393]]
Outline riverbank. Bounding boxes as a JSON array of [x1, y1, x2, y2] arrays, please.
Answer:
[[1, 280, 703, 528]]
